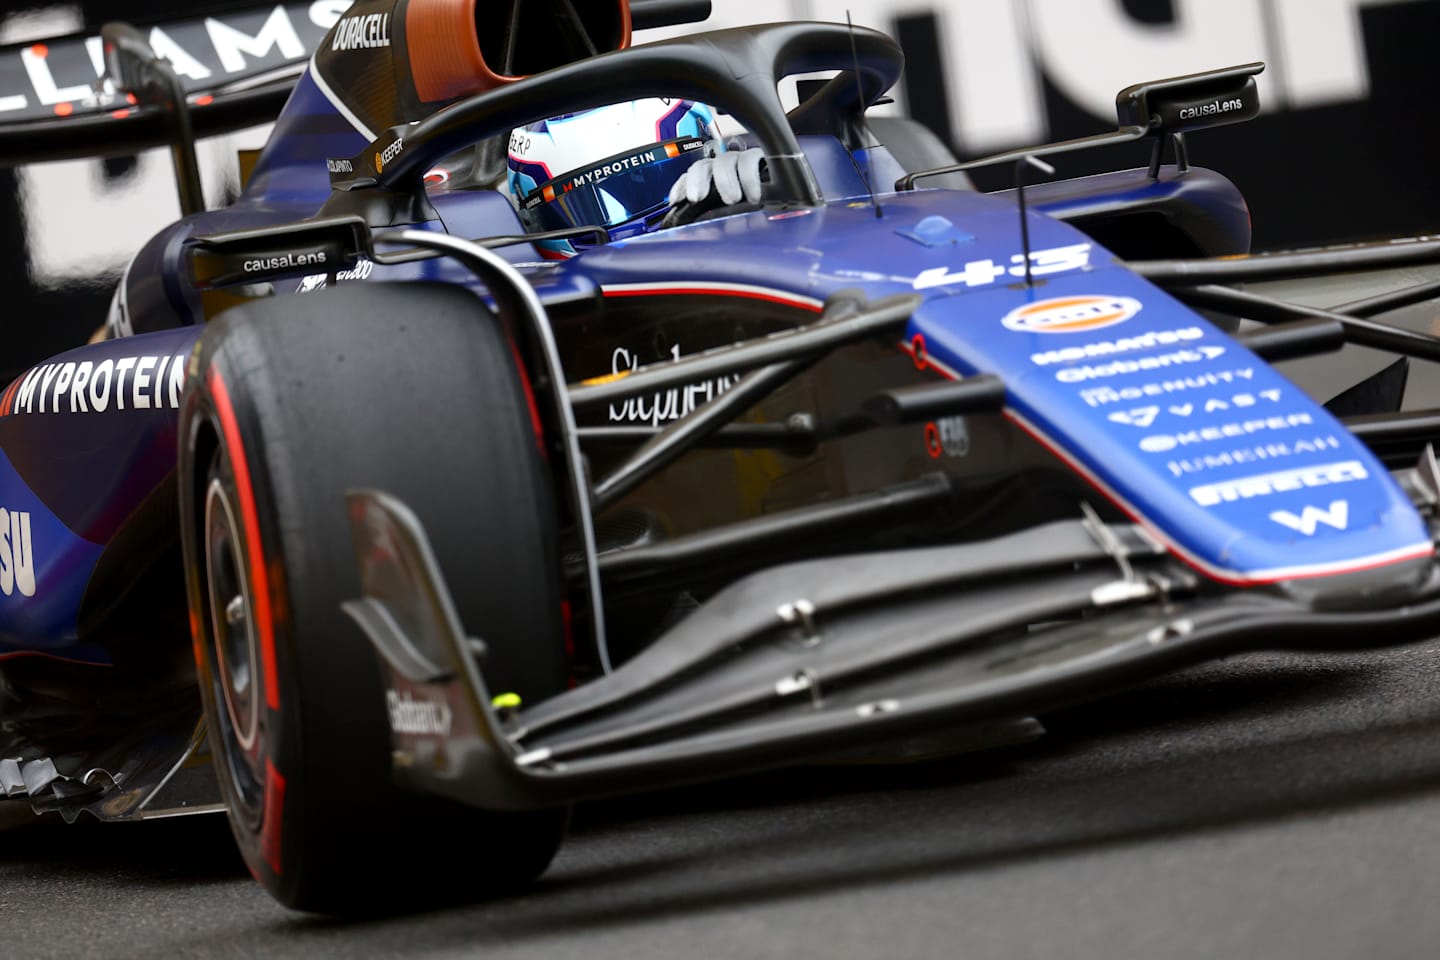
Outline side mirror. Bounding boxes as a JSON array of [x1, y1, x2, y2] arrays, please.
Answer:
[[1116, 62, 1264, 136], [189, 217, 373, 290]]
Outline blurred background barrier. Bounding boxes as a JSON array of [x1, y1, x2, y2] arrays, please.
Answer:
[[0, 0, 1436, 378]]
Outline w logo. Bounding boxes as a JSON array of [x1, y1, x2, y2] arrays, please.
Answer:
[[1269, 501, 1349, 536]]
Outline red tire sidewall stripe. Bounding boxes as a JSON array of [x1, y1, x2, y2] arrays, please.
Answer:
[[206, 368, 280, 712], [262, 758, 287, 877], [207, 365, 286, 876], [503, 334, 547, 457]]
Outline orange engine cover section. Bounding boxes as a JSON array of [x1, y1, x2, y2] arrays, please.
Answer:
[[407, 0, 632, 104]]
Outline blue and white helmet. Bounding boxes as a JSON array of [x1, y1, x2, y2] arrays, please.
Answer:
[[507, 99, 718, 254]]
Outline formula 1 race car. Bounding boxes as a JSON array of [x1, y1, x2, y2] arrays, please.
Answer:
[[4, 0, 1440, 915]]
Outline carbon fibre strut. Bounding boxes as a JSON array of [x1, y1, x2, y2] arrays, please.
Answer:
[[99, 23, 205, 216], [370, 230, 924, 674], [372, 230, 612, 672]]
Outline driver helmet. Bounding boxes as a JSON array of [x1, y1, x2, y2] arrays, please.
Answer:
[[507, 98, 719, 257]]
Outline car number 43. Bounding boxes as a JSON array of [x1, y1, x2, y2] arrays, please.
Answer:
[[913, 243, 1092, 290]]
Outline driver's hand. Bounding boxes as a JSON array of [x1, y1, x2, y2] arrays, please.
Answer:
[[669, 144, 767, 207]]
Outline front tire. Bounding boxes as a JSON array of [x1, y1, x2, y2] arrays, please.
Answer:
[[180, 283, 569, 913]]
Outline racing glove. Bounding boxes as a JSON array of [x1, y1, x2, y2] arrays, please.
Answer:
[[668, 143, 767, 207]]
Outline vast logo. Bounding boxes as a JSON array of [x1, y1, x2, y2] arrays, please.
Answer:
[[1003, 295, 1142, 334], [1270, 500, 1349, 536]]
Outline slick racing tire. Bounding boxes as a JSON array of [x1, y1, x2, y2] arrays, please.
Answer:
[[179, 282, 569, 914]]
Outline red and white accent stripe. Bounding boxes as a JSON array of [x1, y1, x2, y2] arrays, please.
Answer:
[[890, 337, 1431, 584], [601, 281, 824, 312]]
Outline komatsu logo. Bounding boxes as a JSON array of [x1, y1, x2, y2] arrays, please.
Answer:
[[1032, 327, 1203, 365], [0, 507, 35, 598], [331, 13, 390, 51]]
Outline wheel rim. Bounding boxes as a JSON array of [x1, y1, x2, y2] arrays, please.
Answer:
[[204, 475, 266, 829]]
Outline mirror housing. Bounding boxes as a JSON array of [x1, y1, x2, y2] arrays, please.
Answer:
[[1116, 62, 1264, 136]]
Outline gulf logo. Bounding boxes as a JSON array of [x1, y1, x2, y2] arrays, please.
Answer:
[[1002, 295, 1143, 334]]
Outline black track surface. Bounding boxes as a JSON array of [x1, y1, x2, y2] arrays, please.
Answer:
[[5, 639, 1440, 959]]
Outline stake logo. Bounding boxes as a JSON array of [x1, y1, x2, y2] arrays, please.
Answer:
[[1003, 295, 1141, 334]]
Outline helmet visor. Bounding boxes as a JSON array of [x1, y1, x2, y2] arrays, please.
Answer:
[[518, 137, 709, 234]]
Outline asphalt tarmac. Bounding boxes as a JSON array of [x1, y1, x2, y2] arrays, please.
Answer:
[[5, 638, 1440, 960]]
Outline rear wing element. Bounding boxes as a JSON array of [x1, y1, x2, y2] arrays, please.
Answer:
[[0, 0, 714, 170], [0, 2, 331, 167]]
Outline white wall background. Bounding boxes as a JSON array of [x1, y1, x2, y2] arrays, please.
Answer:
[[3, 0, 1425, 287], [647, 0, 1421, 152]]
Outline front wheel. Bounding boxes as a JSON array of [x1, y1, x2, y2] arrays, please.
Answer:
[[180, 282, 570, 913]]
